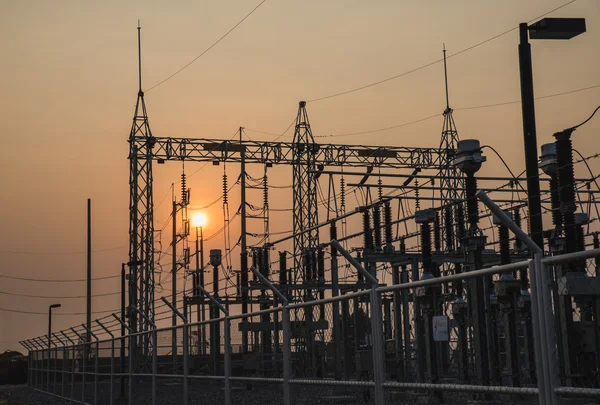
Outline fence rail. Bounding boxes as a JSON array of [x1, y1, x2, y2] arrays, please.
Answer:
[[20, 193, 600, 405]]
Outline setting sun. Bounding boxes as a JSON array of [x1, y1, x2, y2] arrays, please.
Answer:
[[191, 212, 207, 228]]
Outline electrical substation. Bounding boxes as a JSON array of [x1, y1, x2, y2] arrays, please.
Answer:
[[20, 18, 600, 405]]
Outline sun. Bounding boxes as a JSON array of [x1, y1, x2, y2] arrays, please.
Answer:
[[191, 212, 207, 228]]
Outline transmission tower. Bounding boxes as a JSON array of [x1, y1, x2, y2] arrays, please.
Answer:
[[292, 101, 320, 285], [128, 23, 156, 358]]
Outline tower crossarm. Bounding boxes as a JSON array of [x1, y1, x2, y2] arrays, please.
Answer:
[[133, 136, 446, 169]]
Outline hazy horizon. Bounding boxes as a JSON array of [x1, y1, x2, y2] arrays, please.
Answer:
[[1, 0, 599, 353]]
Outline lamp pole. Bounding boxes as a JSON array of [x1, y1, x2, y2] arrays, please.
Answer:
[[518, 18, 586, 253], [518, 23, 544, 251]]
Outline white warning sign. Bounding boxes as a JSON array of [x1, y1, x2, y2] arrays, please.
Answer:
[[433, 316, 449, 342]]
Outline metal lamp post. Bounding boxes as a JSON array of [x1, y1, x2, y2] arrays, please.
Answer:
[[518, 17, 586, 250]]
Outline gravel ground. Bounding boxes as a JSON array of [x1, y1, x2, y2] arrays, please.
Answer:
[[0, 384, 71, 405], [3, 382, 596, 405]]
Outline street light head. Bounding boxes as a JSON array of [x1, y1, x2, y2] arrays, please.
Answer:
[[50, 304, 61, 309], [529, 18, 586, 40], [192, 212, 207, 228]]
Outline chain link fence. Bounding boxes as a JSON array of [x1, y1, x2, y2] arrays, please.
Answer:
[[21, 195, 600, 405]]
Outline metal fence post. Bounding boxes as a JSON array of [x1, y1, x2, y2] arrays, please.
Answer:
[[281, 305, 291, 405], [46, 334, 51, 393], [249, 267, 290, 405], [70, 327, 86, 404], [52, 333, 66, 398], [330, 240, 384, 405], [60, 331, 75, 402], [194, 286, 230, 405], [161, 297, 189, 405], [97, 319, 116, 405], [153, 328, 157, 405], [477, 191, 549, 405], [112, 313, 133, 405], [82, 324, 99, 405], [224, 316, 231, 405], [528, 258, 550, 405], [538, 258, 560, 404], [370, 288, 386, 405]]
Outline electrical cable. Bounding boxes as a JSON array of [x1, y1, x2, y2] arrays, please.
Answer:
[[569, 105, 600, 130], [146, 0, 268, 92], [312, 83, 599, 138], [0, 290, 121, 299], [307, 0, 580, 102], [0, 273, 121, 283], [0, 246, 127, 256]]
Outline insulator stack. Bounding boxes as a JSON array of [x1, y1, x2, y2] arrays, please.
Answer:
[[594, 233, 600, 273], [222, 173, 228, 205], [373, 205, 382, 251], [356, 251, 364, 282], [262, 248, 270, 278], [421, 222, 432, 274], [317, 248, 325, 282], [378, 177, 383, 200], [415, 179, 420, 210], [311, 249, 318, 280], [555, 131, 576, 256], [498, 224, 510, 265], [454, 263, 463, 298], [574, 215, 588, 271], [575, 223, 585, 253], [340, 177, 346, 210], [384, 201, 393, 249], [252, 249, 258, 281], [444, 206, 453, 251], [456, 204, 465, 242], [363, 209, 373, 251], [549, 176, 562, 228], [434, 212, 441, 251], [181, 172, 187, 205], [279, 251, 287, 286], [263, 174, 269, 208], [330, 221, 338, 248], [466, 175, 479, 228], [513, 208, 523, 250], [302, 249, 310, 281]]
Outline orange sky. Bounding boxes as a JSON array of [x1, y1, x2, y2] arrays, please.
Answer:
[[1, 0, 599, 352]]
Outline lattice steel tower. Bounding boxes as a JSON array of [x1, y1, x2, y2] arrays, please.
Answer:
[[128, 23, 156, 347], [438, 46, 464, 252], [292, 101, 320, 284]]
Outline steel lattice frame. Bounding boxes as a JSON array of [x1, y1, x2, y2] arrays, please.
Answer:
[[128, 88, 156, 362], [292, 102, 320, 282]]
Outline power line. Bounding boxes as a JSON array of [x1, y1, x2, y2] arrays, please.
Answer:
[[307, 0, 579, 102], [0, 273, 120, 283], [0, 307, 120, 316], [0, 290, 120, 299], [146, 0, 268, 92], [314, 113, 440, 139], [0, 245, 127, 256], [315, 83, 600, 138], [456, 84, 600, 111]]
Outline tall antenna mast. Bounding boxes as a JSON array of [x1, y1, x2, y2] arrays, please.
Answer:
[[443, 43, 450, 111], [137, 20, 142, 93]]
